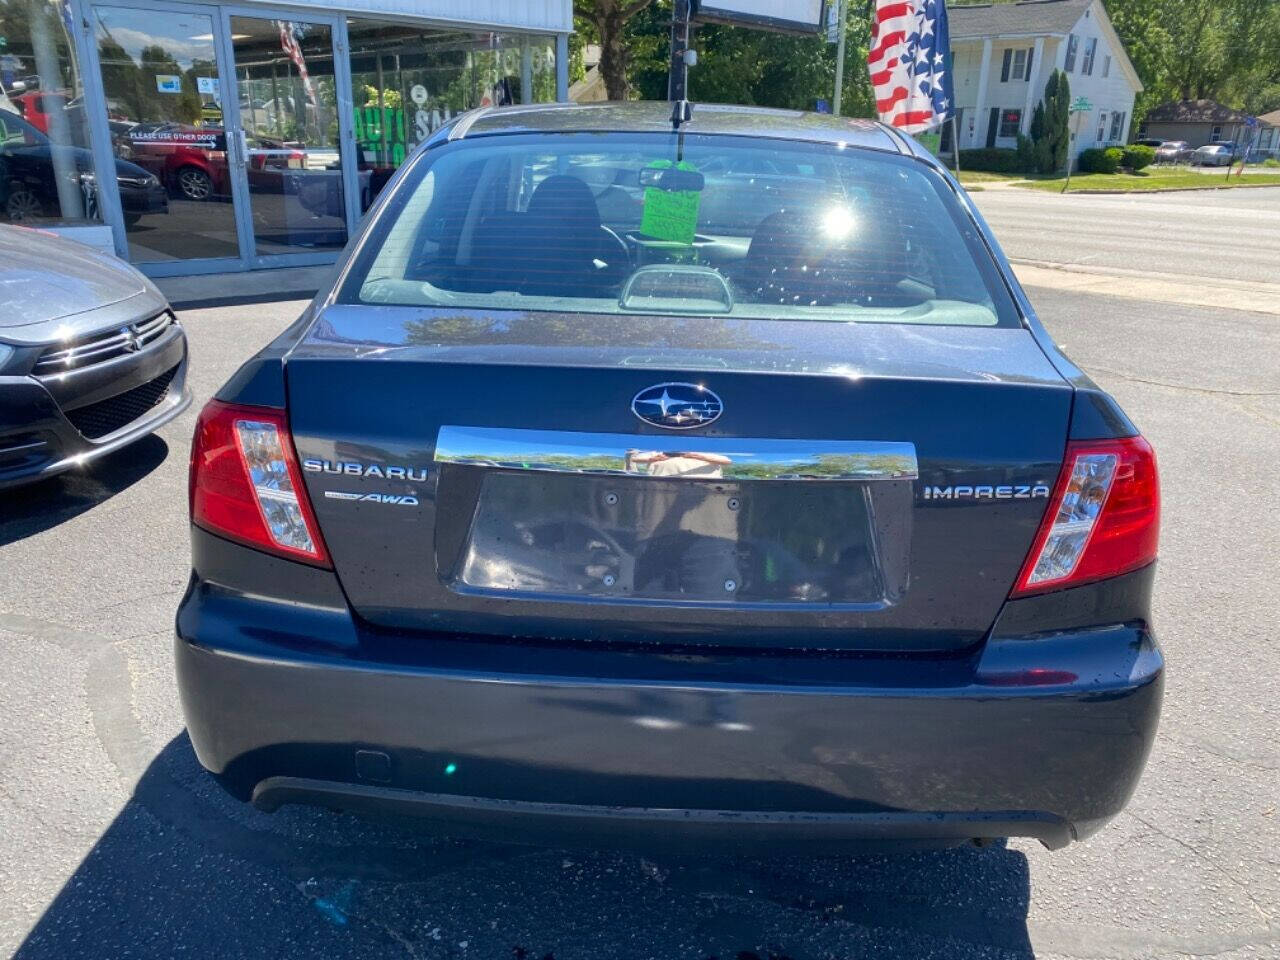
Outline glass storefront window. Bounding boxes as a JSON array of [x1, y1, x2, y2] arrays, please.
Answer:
[[0, 0, 98, 224], [346, 20, 555, 210], [229, 16, 348, 255], [93, 5, 234, 261]]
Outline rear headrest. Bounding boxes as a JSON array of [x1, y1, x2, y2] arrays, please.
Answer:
[[745, 211, 808, 267], [527, 175, 601, 231]]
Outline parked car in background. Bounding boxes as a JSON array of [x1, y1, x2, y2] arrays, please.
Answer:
[[125, 124, 324, 206], [178, 102, 1163, 855], [1153, 140, 1193, 164], [1191, 143, 1237, 167], [126, 124, 232, 201], [0, 225, 190, 489], [0, 109, 167, 225], [13, 90, 70, 135]]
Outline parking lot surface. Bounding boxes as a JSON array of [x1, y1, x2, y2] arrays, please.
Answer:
[[1, 188, 1277, 960]]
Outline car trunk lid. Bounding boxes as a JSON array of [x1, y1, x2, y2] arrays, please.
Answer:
[[287, 305, 1071, 652]]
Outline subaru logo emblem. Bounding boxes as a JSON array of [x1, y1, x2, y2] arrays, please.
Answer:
[[631, 382, 723, 430]]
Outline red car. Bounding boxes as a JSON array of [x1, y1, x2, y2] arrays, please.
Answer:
[[14, 91, 69, 135], [126, 125, 303, 202]]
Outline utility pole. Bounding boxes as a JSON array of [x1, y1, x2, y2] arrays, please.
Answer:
[[832, 0, 848, 116], [668, 0, 692, 102]]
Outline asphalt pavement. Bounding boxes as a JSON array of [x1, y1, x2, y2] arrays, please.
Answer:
[[972, 184, 1280, 284], [1, 187, 1278, 960]]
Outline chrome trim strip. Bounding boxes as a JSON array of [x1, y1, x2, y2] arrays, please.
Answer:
[[434, 426, 917, 481], [35, 313, 173, 371]]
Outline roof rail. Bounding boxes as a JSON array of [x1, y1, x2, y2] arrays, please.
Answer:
[[875, 121, 916, 156], [448, 106, 494, 141]]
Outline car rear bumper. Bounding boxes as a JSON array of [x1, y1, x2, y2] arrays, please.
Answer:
[[176, 531, 1163, 852]]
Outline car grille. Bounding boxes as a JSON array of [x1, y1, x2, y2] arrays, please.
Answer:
[[35, 312, 175, 373], [64, 364, 179, 440]]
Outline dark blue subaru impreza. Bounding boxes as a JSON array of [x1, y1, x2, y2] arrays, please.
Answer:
[[177, 102, 1162, 853]]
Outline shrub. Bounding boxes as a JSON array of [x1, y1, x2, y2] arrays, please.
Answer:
[[1033, 138, 1054, 173], [1015, 134, 1035, 172], [1078, 147, 1121, 174], [1264, 157, 1280, 168], [1122, 144, 1156, 171], [1041, 70, 1071, 172], [958, 148, 1023, 173]]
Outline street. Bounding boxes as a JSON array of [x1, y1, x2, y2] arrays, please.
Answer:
[[1, 187, 1278, 960], [973, 185, 1280, 284]]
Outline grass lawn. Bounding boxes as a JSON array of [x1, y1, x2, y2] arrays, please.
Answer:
[[955, 170, 1020, 185], [1012, 168, 1280, 193]]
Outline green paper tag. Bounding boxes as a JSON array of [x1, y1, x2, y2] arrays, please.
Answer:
[[640, 160, 701, 245]]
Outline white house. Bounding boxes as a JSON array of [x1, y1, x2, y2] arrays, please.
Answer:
[[946, 0, 1143, 156]]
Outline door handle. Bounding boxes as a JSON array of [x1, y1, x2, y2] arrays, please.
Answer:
[[232, 129, 248, 169]]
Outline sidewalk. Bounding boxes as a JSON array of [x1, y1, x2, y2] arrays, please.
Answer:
[[154, 264, 334, 310]]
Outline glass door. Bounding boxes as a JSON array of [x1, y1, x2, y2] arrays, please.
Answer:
[[88, 2, 245, 266], [222, 11, 352, 263]]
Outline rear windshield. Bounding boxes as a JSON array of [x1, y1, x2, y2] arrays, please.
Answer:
[[338, 132, 1019, 328]]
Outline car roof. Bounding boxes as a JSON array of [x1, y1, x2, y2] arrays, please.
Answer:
[[445, 101, 920, 158]]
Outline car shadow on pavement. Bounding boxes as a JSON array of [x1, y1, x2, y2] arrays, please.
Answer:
[[14, 734, 1037, 959], [0, 435, 169, 547]]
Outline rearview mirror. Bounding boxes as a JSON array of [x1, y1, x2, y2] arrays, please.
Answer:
[[639, 167, 705, 192]]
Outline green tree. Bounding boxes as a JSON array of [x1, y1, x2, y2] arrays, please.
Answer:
[[622, 1, 873, 113], [573, 0, 658, 100], [1043, 68, 1071, 172]]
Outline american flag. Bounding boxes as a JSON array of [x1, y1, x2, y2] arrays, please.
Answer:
[[278, 21, 317, 106], [867, 0, 954, 134]]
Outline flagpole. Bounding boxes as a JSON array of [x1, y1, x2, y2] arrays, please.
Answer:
[[951, 115, 961, 176], [947, 39, 959, 178]]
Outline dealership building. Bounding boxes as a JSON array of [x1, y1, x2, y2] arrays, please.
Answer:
[[0, 0, 570, 276]]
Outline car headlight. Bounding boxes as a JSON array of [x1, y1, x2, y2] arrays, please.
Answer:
[[0, 343, 14, 372]]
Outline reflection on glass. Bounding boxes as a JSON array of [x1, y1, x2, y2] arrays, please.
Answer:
[[230, 16, 345, 254], [0, 0, 100, 224], [346, 20, 557, 210], [93, 6, 230, 260]]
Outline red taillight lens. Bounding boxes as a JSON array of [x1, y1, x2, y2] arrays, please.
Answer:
[[1011, 435, 1159, 596], [189, 400, 331, 567]]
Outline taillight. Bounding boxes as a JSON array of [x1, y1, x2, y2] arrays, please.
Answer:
[[1011, 435, 1159, 596], [189, 400, 330, 567]]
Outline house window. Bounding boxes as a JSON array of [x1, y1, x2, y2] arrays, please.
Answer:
[[1110, 111, 1124, 142], [1096, 111, 1109, 143], [1102, 55, 1111, 78], [1211, 125, 1223, 142], [1064, 34, 1079, 72], [1012, 48, 1027, 80], [998, 108, 1022, 139], [1082, 38, 1097, 75]]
